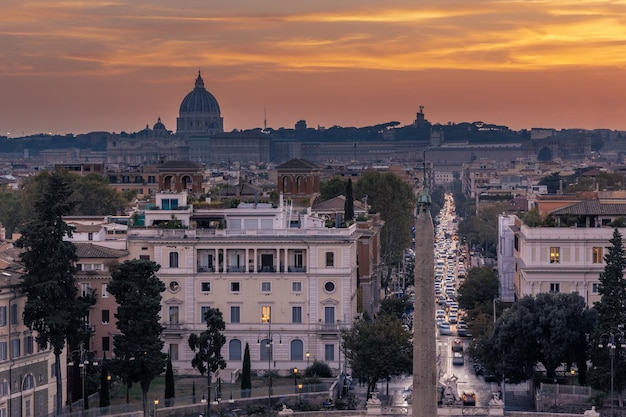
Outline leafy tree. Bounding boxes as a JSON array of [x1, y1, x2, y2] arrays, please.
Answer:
[[457, 266, 499, 317], [68, 173, 126, 215], [320, 177, 347, 201], [521, 207, 542, 227], [378, 295, 411, 321], [0, 185, 21, 237], [241, 343, 252, 397], [100, 361, 111, 408], [354, 171, 415, 276], [304, 360, 333, 378], [164, 357, 175, 406], [15, 172, 91, 413], [475, 293, 594, 384], [537, 146, 553, 161], [457, 202, 509, 257], [539, 172, 563, 194], [20, 170, 126, 218], [188, 307, 227, 417], [108, 259, 167, 416], [342, 314, 412, 398], [344, 179, 354, 221], [589, 229, 626, 394]]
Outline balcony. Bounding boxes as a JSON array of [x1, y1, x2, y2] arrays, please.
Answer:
[[197, 265, 215, 273], [288, 265, 307, 273], [227, 266, 245, 273], [163, 322, 185, 338], [318, 323, 339, 336], [258, 265, 276, 273]]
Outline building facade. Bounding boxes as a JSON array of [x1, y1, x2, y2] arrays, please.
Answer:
[[125, 192, 361, 377]]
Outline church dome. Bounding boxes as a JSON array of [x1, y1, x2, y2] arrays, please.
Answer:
[[153, 117, 166, 131], [179, 71, 221, 114]]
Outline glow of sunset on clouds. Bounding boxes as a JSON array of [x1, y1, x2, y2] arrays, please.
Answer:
[[1, 0, 626, 136]]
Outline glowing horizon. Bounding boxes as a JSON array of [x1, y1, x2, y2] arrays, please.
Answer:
[[2, 0, 626, 136]]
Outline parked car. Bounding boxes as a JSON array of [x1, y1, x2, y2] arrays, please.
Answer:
[[452, 352, 464, 366]]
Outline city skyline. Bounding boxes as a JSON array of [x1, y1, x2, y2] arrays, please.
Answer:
[[2, 1, 626, 137]]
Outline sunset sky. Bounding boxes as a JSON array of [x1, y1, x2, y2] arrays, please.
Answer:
[[2, 0, 626, 137]]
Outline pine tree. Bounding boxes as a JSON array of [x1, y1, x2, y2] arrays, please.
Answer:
[[16, 172, 91, 413], [241, 343, 252, 397], [589, 228, 626, 394], [188, 307, 226, 417], [344, 178, 354, 222], [108, 259, 167, 416], [164, 357, 175, 406]]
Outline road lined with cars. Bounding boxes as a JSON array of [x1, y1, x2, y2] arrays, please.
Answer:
[[432, 193, 498, 407]]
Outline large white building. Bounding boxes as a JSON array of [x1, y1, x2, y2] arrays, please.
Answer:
[[126, 192, 360, 377], [500, 198, 626, 306]]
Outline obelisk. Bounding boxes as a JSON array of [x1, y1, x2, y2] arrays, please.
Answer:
[[412, 180, 437, 416]]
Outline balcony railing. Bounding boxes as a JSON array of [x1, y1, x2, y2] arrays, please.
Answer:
[[319, 323, 339, 333], [197, 265, 215, 272], [288, 265, 307, 272], [227, 266, 245, 273], [258, 265, 276, 273]]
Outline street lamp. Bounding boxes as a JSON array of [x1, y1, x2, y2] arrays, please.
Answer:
[[306, 351, 310, 368], [293, 368, 298, 393], [259, 310, 281, 410], [153, 398, 159, 417], [598, 332, 625, 415]]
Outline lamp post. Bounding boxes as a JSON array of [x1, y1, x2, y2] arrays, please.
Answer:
[[598, 332, 625, 416], [153, 398, 159, 417], [293, 368, 298, 393], [259, 311, 281, 411], [306, 351, 310, 368]]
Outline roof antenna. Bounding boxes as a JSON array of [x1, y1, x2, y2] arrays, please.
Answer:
[[264, 108, 267, 131]]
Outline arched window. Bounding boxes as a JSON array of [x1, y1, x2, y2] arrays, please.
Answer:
[[22, 374, 35, 390], [229, 339, 242, 361], [290, 339, 304, 361], [259, 339, 272, 361]]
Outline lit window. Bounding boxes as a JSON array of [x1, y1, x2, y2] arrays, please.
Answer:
[[261, 306, 271, 323], [549, 247, 560, 264], [592, 247, 603, 264]]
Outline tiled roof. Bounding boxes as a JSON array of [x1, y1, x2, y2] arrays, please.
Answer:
[[311, 195, 366, 212], [276, 159, 319, 170], [550, 199, 626, 216], [75, 243, 129, 259]]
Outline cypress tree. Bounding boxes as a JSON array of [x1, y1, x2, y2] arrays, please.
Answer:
[[589, 228, 626, 394], [344, 179, 355, 221], [165, 357, 175, 406], [241, 343, 252, 397]]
